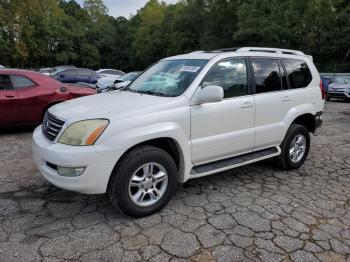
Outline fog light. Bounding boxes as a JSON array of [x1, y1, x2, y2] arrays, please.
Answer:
[[57, 166, 85, 177]]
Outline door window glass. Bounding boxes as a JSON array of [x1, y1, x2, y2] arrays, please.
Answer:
[[284, 59, 312, 88], [10, 75, 36, 89], [252, 58, 282, 93], [0, 75, 13, 90], [202, 58, 248, 98]]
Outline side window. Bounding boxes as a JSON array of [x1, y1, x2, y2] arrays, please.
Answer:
[[61, 69, 73, 76], [284, 59, 312, 89], [252, 58, 282, 94], [10, 75, 36, 89], [0, 75, 13, 90], [79, 69, 93, 76], [202, 58, 248, 98]]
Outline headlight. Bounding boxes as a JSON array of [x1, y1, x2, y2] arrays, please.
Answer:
[[58, 119, 109, 146]]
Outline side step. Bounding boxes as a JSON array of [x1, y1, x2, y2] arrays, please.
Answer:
[[190, 147, 280, 177]]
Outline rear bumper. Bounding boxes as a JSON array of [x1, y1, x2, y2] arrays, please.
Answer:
[[314, 111, 322, 130]]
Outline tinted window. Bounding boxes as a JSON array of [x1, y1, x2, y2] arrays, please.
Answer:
[[104, 70, 122, 75], [252, 58, 282, 93], [284, 59, 312, 88], [78, 69, 93, 76], [10, 75, 36, 89], [0, 75, 13, 90], [61, 69, 75, 76], [202, 58, 248, 98]]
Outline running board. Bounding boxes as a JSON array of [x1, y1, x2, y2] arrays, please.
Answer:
[[190, 146, 281, 178]]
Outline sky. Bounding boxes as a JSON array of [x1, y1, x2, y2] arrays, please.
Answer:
[[76, 0, 178, 18]]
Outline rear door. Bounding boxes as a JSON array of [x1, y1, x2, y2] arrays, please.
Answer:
[[0, 74, 18, 125], [12, 74, 45, 124], [251, 57, 293, 150]]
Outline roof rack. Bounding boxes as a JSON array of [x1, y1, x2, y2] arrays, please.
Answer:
[[236, 47, 306, 56]]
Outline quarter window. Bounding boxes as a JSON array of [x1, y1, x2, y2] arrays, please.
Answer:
[[0, 75, 13, 90], [252, 58, 282, 94], [284, 59, 312, 89], [202, 58, 248, 98], [10, 75, 36, 89]]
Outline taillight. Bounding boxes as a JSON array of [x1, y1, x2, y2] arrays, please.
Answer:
[[320, 80, 326, 100]]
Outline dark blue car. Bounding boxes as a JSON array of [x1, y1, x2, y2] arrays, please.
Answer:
[[51, 68, 100, 84]]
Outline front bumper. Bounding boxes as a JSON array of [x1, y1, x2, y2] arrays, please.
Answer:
[[329, 90, 350, 99], [32, 126, 122, 194]]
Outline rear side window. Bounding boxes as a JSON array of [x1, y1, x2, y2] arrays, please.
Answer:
[[10, 75, 36, 89], [284, 59, 312, 88], [252, 58, 282, 93], [0, 75, 13, 90], [202, 58, 248, 98]]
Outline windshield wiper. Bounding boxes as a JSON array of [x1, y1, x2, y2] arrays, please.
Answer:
[[138, 90, 167, 97], [122, 86, 139, 93]]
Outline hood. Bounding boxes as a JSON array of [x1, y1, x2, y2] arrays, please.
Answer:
[[49, 90, 178, 123], [329, 83, 350, 90], [97, 76, 121, 89]]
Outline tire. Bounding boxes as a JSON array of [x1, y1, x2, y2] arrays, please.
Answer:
[[275, 124, 310, 170], [108, 145, 178, 217]]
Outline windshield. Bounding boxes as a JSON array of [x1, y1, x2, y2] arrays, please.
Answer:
[[121, 72, 140, 81], [334, 76, 350, 85], [127, 59, 208, 97]]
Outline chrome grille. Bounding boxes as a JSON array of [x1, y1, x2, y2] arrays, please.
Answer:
[[42, 112, 65, 142]]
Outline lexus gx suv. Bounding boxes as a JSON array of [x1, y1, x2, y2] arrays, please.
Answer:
[[33, 47, 325, 217]]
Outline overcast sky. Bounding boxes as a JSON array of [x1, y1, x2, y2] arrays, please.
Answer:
[[76, 0, 178, 18]]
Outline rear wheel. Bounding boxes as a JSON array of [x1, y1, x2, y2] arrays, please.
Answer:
[[108, 145, 177, 217], [275, 124, 310, 170]]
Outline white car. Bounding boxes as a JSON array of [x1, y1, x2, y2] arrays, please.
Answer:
[[33, 47, 325, 217], [96, 72, 141, 93], [96, 69, 125, 78]]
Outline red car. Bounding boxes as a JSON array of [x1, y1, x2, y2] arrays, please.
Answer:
[[0, 69, 96, 127]]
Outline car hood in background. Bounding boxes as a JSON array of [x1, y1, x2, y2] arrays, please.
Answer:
[[329, 83, 350, 90], [96, 76, 121, 89]]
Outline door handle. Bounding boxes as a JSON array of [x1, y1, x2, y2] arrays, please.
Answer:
[[241, 101, 254, 108], [282, 96, 292, 102], [5, 95, 15, 98]]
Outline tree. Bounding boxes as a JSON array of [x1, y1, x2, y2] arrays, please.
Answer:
[[80, 43, 100, 68]]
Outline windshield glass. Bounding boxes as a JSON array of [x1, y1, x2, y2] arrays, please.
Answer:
[[121, 72, 140, 81], [127, 59, 208, 97], [334, 76, 350, 85]]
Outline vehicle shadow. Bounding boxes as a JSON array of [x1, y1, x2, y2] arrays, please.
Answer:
[[0, 125, 38, 135]]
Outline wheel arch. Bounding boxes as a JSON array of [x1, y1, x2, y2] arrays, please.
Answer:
[[291, 113, 315, 133]]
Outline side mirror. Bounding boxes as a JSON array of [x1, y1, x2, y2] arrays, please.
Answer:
[[196, 85, 224, 104]]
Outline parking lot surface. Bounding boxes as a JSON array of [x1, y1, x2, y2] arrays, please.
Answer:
[[0, 101, 349, 262]]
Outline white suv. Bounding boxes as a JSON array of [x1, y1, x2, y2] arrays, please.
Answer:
[[32, 47, 325, 217]]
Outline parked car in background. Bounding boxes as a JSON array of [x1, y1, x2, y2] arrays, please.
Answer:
[[0, 69, 95, 127], [39, 68, 53, 75], [32, 47, 325, 217], [96, 69, 125, 78], [49, 65, 76, 76], [0, 65, 5, 69], [328, 75, 350, 101], [96, 71, 141, 93], [321, 76, 330, 100], [51, 68, 100, 84]]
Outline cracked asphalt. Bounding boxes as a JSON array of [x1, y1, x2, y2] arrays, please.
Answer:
[[0, 101, 349, 262]]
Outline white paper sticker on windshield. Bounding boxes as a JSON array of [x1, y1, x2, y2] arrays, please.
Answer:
[[179, 66, 201, 73]]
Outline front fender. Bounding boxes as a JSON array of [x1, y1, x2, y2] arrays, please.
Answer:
[[99, 122, 191, 183]]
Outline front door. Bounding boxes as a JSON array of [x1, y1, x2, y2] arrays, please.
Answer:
[[191, 58, 255, 165]]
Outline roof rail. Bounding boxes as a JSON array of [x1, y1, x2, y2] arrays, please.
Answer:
[[236, 47, 305, 56], [211, 47, 240, 53]]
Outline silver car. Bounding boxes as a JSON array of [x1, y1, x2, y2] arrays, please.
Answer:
[[328, 76, 350, 101]]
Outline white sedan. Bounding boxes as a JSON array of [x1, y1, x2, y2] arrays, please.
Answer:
[[96, 69, 125, 78]]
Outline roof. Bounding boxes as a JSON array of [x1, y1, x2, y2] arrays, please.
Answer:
[[162, 47, 312, 61]]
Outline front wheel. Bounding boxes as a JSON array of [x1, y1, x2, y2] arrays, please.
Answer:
[[275, 124, 310, 170], [108, 145, 178, 217]]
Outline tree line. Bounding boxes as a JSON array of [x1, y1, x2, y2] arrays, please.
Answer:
[[0, 0, 349, 72]]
